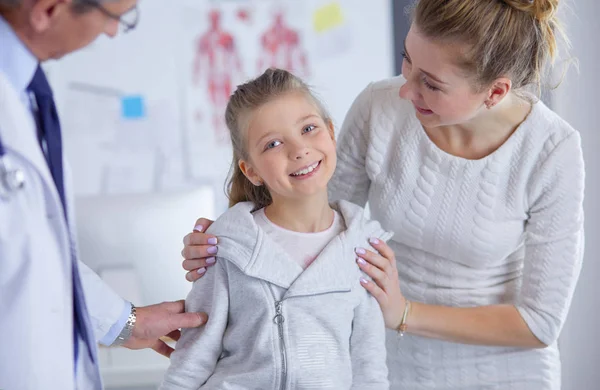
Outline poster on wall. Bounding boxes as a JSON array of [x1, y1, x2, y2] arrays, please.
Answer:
[[49, 0, 393, 204], [178, 0, 314, 186], [179, 0, 393, 188]]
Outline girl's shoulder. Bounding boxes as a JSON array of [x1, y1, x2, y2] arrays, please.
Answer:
[[333, 200, 394, 244]]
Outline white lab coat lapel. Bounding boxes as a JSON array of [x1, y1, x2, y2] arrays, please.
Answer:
[[0, 69, 76, 388], [0, 69, 105, 389], [0, 70, 64, 215]]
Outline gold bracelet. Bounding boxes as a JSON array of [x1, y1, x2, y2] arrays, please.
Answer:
[[397, 300, 411, 336]]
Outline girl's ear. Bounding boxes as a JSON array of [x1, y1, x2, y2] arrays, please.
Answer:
[[326, 119, 336, 142], [239, 159, 263, 186]]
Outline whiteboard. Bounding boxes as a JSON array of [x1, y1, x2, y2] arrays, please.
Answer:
[[47, 0, 394, 210]]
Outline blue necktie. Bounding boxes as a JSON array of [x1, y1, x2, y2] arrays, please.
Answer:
[[28, 65, 95, 364]]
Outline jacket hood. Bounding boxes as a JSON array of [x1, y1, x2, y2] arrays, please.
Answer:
[[206, 200, 392, 299]]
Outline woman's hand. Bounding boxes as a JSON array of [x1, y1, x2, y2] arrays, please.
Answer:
[[356, 238, 406, 329], [181, 218, 217, 282]]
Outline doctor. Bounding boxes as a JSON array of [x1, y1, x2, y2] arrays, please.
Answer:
[[0, 1, 209, 389]]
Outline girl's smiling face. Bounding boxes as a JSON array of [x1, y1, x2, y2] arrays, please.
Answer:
[[239, 91, 337, 204]]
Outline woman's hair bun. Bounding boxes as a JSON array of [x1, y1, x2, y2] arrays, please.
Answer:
[[501, 0, 559, 23]]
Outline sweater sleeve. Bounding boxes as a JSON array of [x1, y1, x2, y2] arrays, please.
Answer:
[[516, 131, 585, 346], [350, 283, 389, 389], [160, 259, 230, 389], [329, 83, 374, 207]]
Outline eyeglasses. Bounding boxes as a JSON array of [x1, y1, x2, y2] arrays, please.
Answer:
[[84, 1, 140, 33]]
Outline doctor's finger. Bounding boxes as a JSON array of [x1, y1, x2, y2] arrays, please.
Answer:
[[164, 329, 181, 342], [169, 310, 208, 330], [152, 339, 174, 358]]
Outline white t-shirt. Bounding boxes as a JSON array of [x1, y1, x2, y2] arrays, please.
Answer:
[[253, 208, 345, 269]]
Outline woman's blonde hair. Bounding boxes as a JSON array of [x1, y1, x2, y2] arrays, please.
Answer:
[[224, 68, 331, 209], [412, 0, 566, 93]]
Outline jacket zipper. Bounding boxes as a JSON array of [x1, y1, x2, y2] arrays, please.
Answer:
[[268, 284, 350, 389], [267, 283, 288, 390], [273, 300, 287, 390]]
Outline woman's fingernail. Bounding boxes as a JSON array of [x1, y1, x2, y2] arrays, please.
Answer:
[[360, 278, 369, 285], [357, 258, 367, 266], [369, 237, 380, 245], [206, 257, 216, 265], [355, 247, 366, 255], [208, 237, 218, 245], [207, 246, 218, 254], [197, 267, 207, 275], [194, 225, 204, 232]]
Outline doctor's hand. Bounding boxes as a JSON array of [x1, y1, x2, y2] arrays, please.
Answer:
[[123, 301, 208, 358], [181, 218, 217, 282]]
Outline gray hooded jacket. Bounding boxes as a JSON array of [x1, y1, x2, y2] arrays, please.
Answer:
[[161, 200, 391, 389]]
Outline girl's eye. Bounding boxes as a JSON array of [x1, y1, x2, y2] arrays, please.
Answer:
[[422, 77, 440, 92], [265, 140, 282, 150], [302, 125, 316, 134]]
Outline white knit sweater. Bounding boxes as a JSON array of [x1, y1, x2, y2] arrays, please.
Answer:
[[329, 76, 585, 390]]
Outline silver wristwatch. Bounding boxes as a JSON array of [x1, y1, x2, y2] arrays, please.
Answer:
[[113, 304, 137, 346]]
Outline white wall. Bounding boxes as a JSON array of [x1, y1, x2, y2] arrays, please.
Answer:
[[553, 1, 600, 389]]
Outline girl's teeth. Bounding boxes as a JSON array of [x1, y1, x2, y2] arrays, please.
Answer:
[[292, 162, 319, 176]]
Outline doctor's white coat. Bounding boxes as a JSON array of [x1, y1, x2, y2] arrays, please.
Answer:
[[0, 70, 127, 389]]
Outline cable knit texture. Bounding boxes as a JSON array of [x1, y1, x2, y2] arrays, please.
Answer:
[[329, 76, 585, 390]]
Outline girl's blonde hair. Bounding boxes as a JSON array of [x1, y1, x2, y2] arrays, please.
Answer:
[[225, 68, 331, 209], [412, 0, 566, 93]]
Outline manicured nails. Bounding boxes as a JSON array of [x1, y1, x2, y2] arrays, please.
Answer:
[[207, 246, 218, 255], [207, 237, 218, 245], [197, 267, 207, 275], [206, 257, 216, 265], [356, 258, 367, 266], [355, 247, 366, 255], [369, 237, 380, 245], [194, 225, 204, 232], [360, 278, 369, 285]]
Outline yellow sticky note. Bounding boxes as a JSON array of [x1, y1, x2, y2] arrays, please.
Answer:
[[313, 2, 345, 33]]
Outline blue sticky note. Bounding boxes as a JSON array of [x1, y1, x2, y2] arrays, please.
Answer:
[[121, 95, 145, 119]]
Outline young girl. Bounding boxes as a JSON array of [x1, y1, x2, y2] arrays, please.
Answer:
[[160, 68, 390, 389]]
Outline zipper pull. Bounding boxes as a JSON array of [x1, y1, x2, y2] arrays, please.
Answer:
[[273, 301, 285, 325]]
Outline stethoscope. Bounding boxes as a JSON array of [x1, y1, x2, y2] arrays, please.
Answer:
[[0, 134, 26, 199]]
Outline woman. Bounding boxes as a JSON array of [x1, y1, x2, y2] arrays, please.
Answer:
[[181, 0, 584, 388]]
